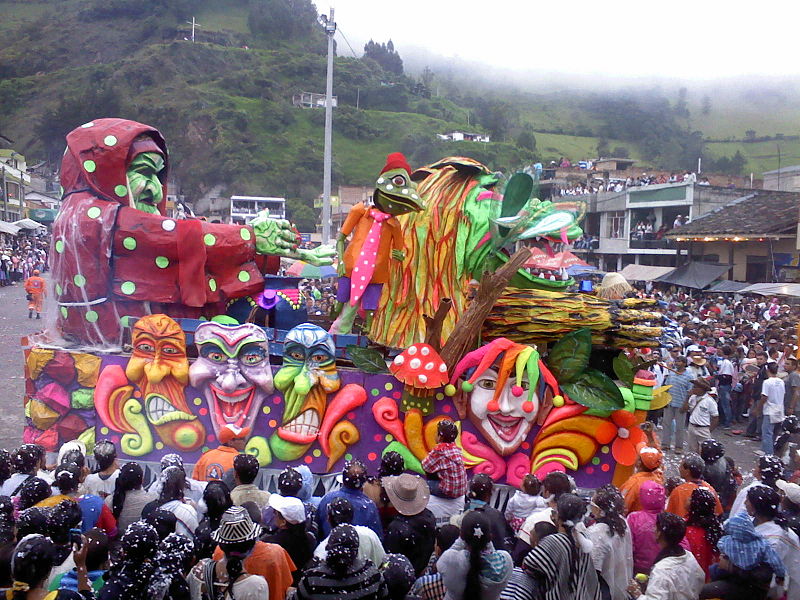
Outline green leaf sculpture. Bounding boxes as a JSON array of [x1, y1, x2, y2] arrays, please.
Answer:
[[347, 345, 390, 374], [498, 172, 534, 237], [561, 369, 626, 412], [546, 328, 592, 383], [612, 354, 635, 388]]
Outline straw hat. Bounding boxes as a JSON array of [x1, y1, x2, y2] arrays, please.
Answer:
[[211, 506, 261, 543], [595, 273, 632, 300]]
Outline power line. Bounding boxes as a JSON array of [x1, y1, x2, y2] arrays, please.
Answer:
[[335, 27, 359, 58]]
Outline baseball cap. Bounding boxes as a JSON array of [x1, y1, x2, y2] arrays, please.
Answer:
[[777, 480, 800, 506], [268, 494, 306, 525]]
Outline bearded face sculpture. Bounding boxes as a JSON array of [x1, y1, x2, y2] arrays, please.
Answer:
[[125, 314, 205, 452], [269, 323, 340, 461], [189, 322, 273, 438]]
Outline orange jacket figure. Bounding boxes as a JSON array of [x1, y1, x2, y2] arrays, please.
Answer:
[[24, 271, 46, 313]]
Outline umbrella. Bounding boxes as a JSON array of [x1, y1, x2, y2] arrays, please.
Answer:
[[286, 260, 337, 279], [13, 218, 45, 230]]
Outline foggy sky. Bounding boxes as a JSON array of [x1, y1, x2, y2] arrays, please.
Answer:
[[329, 0, 799, 79]]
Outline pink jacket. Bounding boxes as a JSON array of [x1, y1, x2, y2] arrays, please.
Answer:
[[626, 480, 690, 574]]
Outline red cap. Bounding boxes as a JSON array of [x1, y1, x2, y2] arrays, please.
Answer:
[[380, 152, 412, 176], [219, 425, 251, 444]]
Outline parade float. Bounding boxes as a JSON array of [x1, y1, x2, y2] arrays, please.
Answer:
[[22, 118, 666, 490]]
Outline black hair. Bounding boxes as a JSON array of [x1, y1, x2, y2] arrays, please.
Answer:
[[144, 509, 177, 541], [112, 462, 144, 520], [11, 445, 39, 475], [435, 524, 460, 553], [758, 455, 784, 487], [92, 440, 117, 472], [277, 467, 303, 497], [468, 473, 493, 502], [239, 501, 262, 525], [656, 512, 686, 547], [0, 496, 13, 546], [202, 480, 233, 529], [328, 496, 354, 527], [0, 450, 12, 485], [219, 538, 258, 600], [681, 454, 705, 479], [10, 535, 56, 599], [53, 463, 81, 495], [0, 544, 13, 589], [461, 511, 491, 600], [533, 521, 557, 543], [233, 453, 260, 485], [747, 486, 784, 525], [593, 484, 627, 538], [378, 451, 405, 478], [767, 362, 779, 375], [521, 474, 541, 496], [437, 419, 458, 443], [157, 466, 186, 506], [686, 488, 723, 549], [16, 508, 47, 539], [18, 478, 51, 511], [84, 528, 110, 572], [542, 471, 572, 499]]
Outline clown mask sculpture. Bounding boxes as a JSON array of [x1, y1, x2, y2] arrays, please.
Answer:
[[450, 339, 543, 456], [126, 315, 205, 451], [189, 322, 272, 438], [269, 323, 340, 461]]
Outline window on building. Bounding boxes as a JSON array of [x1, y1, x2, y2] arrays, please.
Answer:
[[606, 211, 626, 239]]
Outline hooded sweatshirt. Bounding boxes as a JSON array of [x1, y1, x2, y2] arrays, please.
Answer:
[[52, 118, 269, 348], [626, 481, 689, 573]]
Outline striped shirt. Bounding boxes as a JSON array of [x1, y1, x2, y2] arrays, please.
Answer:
[[295, 558, 388, 599], [522, 532, 601, 600]]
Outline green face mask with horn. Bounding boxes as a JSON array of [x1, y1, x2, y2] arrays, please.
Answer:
[[126, 152, 165, 214]]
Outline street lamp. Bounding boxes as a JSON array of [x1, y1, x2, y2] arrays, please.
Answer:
[[319, 8, 336, 244]]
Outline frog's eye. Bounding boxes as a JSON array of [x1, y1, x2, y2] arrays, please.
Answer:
[[392, 175, 406, 187]]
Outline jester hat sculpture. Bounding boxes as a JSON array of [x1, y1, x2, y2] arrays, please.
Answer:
[[189, 321, 273, 439]]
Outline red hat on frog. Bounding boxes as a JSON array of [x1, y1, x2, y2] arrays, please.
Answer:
[[380, 152, 412, 176]]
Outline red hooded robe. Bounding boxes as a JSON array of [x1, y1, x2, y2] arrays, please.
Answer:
[[52, 118, 265, 347]]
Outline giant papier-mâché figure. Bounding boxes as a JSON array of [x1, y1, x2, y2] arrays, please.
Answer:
[[329, 152, 423, 334], [270, 323, 340, 461], [51, 118, 334, 348], [189, 321, 273, 439], [95, 314, 203, 456]]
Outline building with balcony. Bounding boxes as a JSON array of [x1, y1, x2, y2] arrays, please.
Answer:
[[292, 92, 337, 109], [0, 150, 31, 221], [572, 182, 747, 272], [230, 196, 286, 224]]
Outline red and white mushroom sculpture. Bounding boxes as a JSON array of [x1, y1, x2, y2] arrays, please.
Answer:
[[390, 343, 449, 415]]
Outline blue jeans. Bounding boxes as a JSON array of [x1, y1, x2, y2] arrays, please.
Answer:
[[762, 418, 777, 454], [717, 384, 732, 427]]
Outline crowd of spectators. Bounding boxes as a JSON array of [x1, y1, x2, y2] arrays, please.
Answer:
[[0, 235, 49, 286]]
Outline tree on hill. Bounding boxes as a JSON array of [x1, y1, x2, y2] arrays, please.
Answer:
[[363, 40, 404, 75], [285, 197, 317, 232], [516, 128, 537, 153], [248, 0, 319, 41], [701, 95, 711, 115]]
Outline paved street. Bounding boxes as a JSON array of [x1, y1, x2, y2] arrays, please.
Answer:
[[0, 278, 46, 450]]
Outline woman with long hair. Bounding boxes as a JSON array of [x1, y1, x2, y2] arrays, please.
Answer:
[[189, 506, 268, 600], [16, 478, 51, 514], [8, 534, 91, 600], [147, 466, 198, 539], [437, 511, 513, 600], [194, 481, 232, 560], [105, 462, 155, 535], [98, 521, 160, 600], [586, 485, 633, 600], [685, 487, 724, 579], [626, 513, 705, 600], [522, 493, 601, 600], [295, 523, 386, 600]]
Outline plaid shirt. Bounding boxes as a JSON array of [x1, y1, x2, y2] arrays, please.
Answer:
[[421, 442, 468, 498], [412, 573, 446, 600]]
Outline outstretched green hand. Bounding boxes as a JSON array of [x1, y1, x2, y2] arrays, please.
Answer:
[[252, 210, 336, 266]]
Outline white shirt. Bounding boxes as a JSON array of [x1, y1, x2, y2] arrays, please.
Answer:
[[635, 552, 705, 600], [83, 471, 119, 498], [756, 520, 800, 600], [729, 482, 766, 521], [314, 524, 386, 567], [688, 393, 718, 427], [718, 359, 735, 377], [587, 522, 633, 600], [762, 377, 786, 424]]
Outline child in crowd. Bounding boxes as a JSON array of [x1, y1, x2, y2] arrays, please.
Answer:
[[421, 420, 467, 500], [505, 474, 547, 533]]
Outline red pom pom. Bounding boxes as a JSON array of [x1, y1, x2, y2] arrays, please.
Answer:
[[511, 385, 524, 397], [487, 400, 500, 413], [522, 401, 534, 413]]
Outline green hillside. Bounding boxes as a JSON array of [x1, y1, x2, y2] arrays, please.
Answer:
[[1, 0, 799, 226]]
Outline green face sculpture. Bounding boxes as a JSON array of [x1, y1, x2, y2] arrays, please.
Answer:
[[373, 168, 424, 216], [127, 152, 165, 214]]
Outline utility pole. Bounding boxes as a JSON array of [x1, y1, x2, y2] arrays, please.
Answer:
[[320, 7, 336, 244], [186, 17, 201, 43], [1, 165, 7, 221], [777, 143, 782, 190]]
